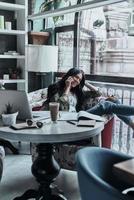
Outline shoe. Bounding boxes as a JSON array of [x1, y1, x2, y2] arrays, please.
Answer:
[[129, 121, 134, 130]]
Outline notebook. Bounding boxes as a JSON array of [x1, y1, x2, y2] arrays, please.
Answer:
[[77, 120, 96, 127], [0, 90, 32, 120]]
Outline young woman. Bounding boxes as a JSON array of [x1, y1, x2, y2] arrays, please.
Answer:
[[45, 67, 134, 129]]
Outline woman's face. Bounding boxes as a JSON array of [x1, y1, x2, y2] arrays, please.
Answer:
[[71, 73, 83, 88]]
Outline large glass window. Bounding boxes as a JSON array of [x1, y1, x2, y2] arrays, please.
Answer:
[[79, 6, 106, 73], [49, 0, 133, 75], [31, 0, 134, 76], [78, 1, 133, 75], [45, 0, 77, 28], [44, 0, 78, 71], [56, 31, 74, 71], [32, 0, 44, 31]]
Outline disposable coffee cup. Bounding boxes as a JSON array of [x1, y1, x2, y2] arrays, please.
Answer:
[[49, 102, 59, 123], [3, 74, 9, 80]]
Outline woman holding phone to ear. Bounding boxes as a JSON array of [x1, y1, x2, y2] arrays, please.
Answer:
[[43, 67, 134, 129], [45, 68, 101, 112]]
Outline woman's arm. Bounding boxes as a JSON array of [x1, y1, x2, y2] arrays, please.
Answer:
[[47, 82, 70, 110], [85, 81, 98, 91], [84, 81, 102, 98], [63, 76, 72, 95], [49, 93, 69, 111]]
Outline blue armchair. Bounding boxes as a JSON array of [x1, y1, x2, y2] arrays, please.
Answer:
[[76, 147, 134, 200], [0, 146, 5, 181]]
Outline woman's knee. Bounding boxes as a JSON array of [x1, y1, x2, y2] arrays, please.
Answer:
[[106, 96, 120, 104], [101, 101, 115, 114]]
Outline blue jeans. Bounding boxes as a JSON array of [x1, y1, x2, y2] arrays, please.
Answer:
[[86, 99, 133, 126]]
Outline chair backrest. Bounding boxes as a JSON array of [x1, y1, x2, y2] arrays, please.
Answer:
[[0, 146, 5, 182], [0, 90, 32, 120], [76, 147, 133, 200]]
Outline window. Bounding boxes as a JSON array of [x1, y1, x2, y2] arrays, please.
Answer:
[[31, 0, 134, 76]]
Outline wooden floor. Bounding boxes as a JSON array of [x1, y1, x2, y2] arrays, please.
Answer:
[[0, 153, 81, 200]]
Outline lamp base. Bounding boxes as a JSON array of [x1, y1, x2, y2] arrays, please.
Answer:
[[35, 72, 54, 89]]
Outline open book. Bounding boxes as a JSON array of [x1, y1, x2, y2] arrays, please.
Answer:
[[59, 111, 105, 122], [78, 111, 105, 122]]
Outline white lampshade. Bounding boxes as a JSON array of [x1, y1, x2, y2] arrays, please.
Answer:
[[27, 45, 58, 72]]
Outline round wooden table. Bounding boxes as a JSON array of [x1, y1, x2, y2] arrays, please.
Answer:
[[0, 117, 104, 200]]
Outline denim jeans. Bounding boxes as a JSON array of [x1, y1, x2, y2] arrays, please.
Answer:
[[86, 99, 133, 126]]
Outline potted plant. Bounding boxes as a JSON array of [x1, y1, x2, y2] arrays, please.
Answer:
[[8, 67, 22, 79], [2, 103, 18, 126], [28, 31, 50, 45]]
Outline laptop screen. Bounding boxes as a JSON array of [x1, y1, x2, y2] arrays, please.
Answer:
[[0, 90, 32, 120]]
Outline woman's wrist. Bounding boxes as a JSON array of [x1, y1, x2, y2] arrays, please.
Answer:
[[64, 85, 71, 95]]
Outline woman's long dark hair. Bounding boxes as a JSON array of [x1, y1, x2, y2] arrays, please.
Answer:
[[47, 68, 85, 111]]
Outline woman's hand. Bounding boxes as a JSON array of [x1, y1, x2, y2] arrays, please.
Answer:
[[65, 76, 73, 88], [63, 76, 73, 96], [105, 95, 118, 102], [85, 81, 98, 91]]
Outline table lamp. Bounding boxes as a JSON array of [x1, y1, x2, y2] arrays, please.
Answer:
[[27, 45, 58, 73], [27, 45, 58, 88]]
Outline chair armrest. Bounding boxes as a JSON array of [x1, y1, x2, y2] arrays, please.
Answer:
[[0, 146, 5, 182]]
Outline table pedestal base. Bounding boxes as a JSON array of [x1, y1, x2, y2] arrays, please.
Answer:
[[13, 143, 67, 200]]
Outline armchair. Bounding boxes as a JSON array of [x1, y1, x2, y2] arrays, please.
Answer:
[[76, 147, 134, 200], [0, 146, 5, 181]]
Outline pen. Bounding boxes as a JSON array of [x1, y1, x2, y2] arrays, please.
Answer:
[[66, 120, 77, 125]]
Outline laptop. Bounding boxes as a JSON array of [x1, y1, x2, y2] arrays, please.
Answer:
[[0, 90, 32, 121]]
